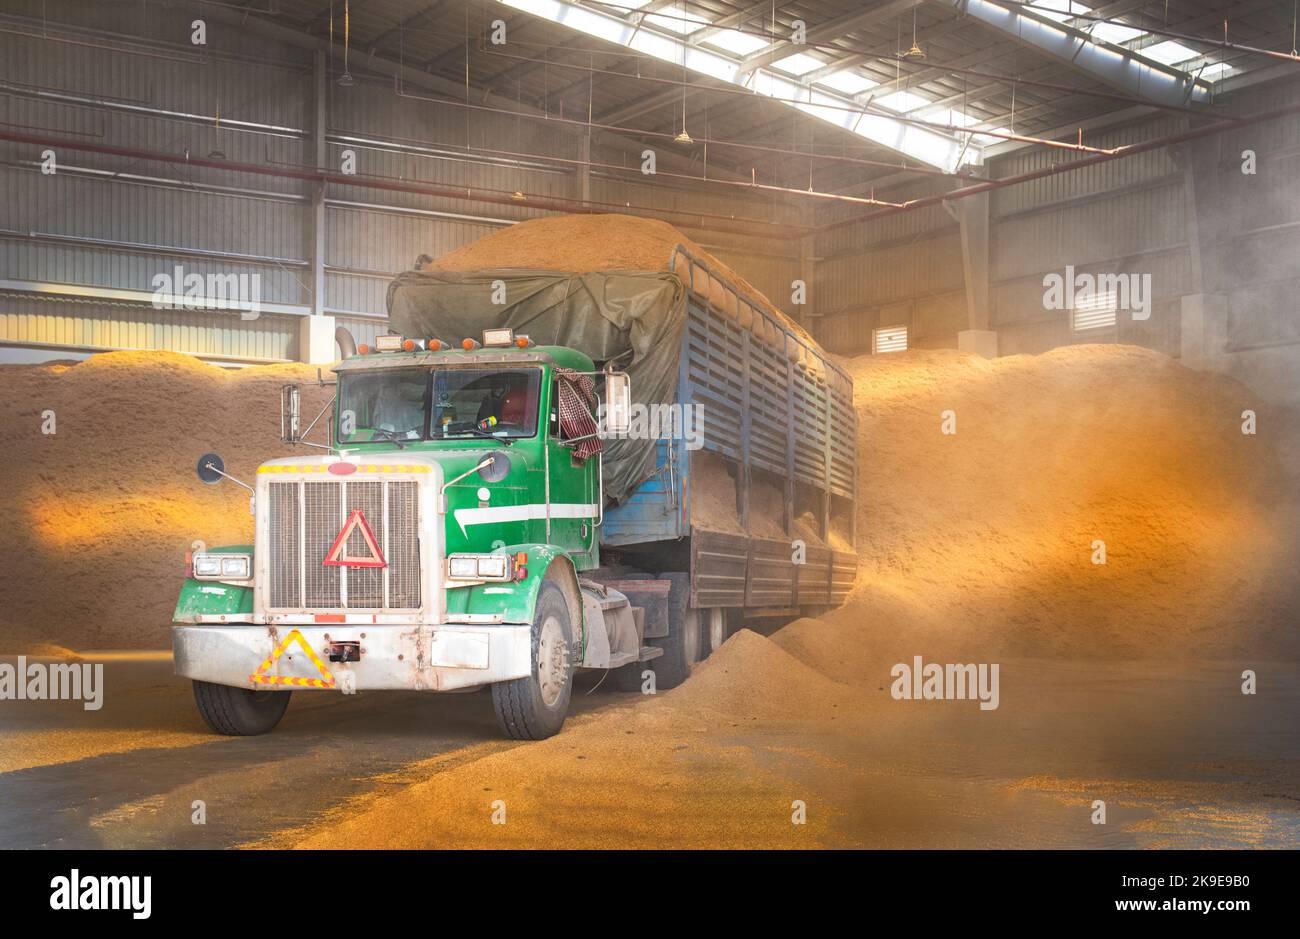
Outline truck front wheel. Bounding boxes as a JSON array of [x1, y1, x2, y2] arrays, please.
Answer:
[[192, 680, 291, 736], [492, 581, 575, 740]]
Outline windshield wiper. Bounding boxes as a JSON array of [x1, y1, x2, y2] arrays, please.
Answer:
[[370, 428, 410, 449]]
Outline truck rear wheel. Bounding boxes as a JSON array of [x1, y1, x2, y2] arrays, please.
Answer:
[[643, 572, 700, 690], [492, 581, 575, 740], [192, 680, 291, 736]]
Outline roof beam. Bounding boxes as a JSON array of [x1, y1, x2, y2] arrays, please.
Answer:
[[941, 0, 1210, 108], [365, 0, 452, 57], [494, 0, 970, 169], [738, 0, 927, 73], [183, 0, 742, 181]]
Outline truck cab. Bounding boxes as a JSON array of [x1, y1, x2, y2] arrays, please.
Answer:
[[173, 329, 681, 740]]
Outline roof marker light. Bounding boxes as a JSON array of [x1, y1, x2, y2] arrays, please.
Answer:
[[462, 338, 481, 351]]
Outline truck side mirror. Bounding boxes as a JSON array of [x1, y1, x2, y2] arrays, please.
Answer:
[[197, 452, 226, 484], [604, 371, 632, 436], [280, 384, 301, 444]]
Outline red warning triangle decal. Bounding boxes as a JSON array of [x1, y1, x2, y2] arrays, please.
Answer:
[[323, 508, 387, 568]]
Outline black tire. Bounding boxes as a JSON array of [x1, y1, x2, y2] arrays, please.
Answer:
[[492, 581, 575, 740], [192, 680, 291, 736], [701, 606, 727, 660], [642, 571, 701, 690], [606, 660, 653, 693]]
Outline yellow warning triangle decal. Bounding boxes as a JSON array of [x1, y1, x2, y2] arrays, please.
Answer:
[[249, 629, 336, 689]]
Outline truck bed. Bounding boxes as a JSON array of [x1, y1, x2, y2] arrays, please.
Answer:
[[603, 247, 859, 612]]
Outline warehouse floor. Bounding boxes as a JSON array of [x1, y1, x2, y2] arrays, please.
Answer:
[[3, 648, 1298, 849]]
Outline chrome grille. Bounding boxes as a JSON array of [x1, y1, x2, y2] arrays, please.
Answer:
[[387, 482, 421, 608], [304, 482, 342, 608], [268, 482, 300, 609], [266, 478, 421, 610], [344, 482, 383, 608]]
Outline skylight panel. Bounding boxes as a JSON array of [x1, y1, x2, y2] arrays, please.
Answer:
[[875, 90, 932, 113], [1194, 61, 1234, 80], [701, 28, 769, 56], [923, 108, 979, 128], [1090, 21, 1142, 44], [1141, 40, 1199, 65], [817, 69, 877, 95], [644, 8, 709, 35], [772, 52, 825, 76], [500, 0, 973, 170]]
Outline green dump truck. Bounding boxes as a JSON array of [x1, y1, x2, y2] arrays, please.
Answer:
[[173, 245, 857, 739]]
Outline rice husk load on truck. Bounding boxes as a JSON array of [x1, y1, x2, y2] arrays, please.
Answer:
[[388, 214, 832, 544]]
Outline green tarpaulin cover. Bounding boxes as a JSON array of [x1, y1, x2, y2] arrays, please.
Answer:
[[387, 268, 686, 504]]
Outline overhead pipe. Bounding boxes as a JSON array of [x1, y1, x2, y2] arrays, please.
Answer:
[[994, 2, 1300, 63], [817, 101, 1300, 234], [0, 128, 810, 240], [390, 74, 980, 179]]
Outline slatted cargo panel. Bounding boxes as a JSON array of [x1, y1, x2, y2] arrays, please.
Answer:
[[748, 338, 790, 477], [684, 299, 745, 460], [267, 479, 421, 610], [828, 381, 857, 498], [830, 551, 857, 604], [746, 537, 796, 608], [692, 530, 858, 611], [691, 529, 749, 608], [795, 543, 833, 606]]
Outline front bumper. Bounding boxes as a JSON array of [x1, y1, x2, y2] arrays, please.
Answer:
[[173, 623, 533, 692]]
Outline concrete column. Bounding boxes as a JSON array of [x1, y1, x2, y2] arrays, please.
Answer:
[[950, 191, 997, 357], [1180, 293, 1228, 370], [307, 50, 328, 326], [576, 131, 592, 205], [299, 313, 339, 365]]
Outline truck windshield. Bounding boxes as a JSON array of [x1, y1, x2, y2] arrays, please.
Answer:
[[337, 368, 429, 444], [336, 366, 541, 444], [432, 367, 540, 440]]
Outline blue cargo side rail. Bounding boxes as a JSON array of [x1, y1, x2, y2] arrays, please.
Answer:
[[604, 245, 858, 617]]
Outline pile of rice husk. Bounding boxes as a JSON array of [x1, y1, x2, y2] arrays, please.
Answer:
[[5, 341, 1297, 664], [283, 345, 1300, 851], [0, 351, 334, 651], [425, 213, 814, 343], [834, 344, 1300, 661]]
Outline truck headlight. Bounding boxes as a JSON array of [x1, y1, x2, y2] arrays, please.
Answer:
[[193, 553, 252, 580], [447, 553, 513, 582]]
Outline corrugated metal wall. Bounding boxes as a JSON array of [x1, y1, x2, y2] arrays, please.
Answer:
[[988, 115, 1192, 357], [812, 177, 965, 354], [808, 84, 1300, 373], [0, 1, 801, 364]]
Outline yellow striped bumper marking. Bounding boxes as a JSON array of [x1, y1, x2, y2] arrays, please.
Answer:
[[248, 628, 337, 689]]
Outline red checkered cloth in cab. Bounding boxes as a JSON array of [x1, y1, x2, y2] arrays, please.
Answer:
[[554, 367, 603, 461]]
